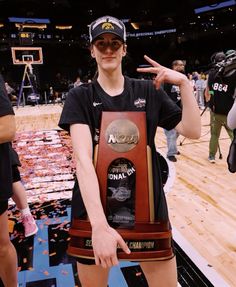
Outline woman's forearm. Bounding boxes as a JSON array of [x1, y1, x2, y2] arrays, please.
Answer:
[[70, 123, 108, 229], [76, 159, 108, 228], [177, 79, 201, 139]]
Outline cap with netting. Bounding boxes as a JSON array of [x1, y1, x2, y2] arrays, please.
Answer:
[[89, 15, 126, 43], [225, 49, 236, 57]]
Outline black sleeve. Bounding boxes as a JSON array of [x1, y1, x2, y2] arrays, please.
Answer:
[[58, 86, 92, 132], [163, 83, 172, 95], [9, 144, 21, 166], [0, 74, 14, 117], [156, 88, 182, 130], [0, 142, 13, 201], [207, 69, 218, 88]]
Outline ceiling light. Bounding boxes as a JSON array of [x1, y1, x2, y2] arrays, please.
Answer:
[[15, 23, 47, 29], [55, 25, 72, 30], [131, 21, 152, 30], [131, 22, 139, 30]]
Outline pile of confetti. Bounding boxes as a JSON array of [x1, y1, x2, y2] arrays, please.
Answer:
[[11, 129, 76, 203]]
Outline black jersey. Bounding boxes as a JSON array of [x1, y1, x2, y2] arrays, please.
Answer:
[[59, 76, 182, 222], [208, 70, 234, 115]]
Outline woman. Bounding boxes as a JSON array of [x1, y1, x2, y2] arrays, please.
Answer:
[[227, 93, 236, 173], [10, 145, 38, 237], [227, 97, 236, 130], [59, 15, 201, 287], [0, 73, 18, 287]]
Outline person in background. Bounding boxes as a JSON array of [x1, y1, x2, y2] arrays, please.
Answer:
[[227, 97, 236, 129], [226, 49, 236, 130], [59, 15, 200, 287], [195, 73, 207, 109], [0, 73, 18, 287], [5, 82, 17, 102], [226, 49, 236, 172], [205, 51, 234, 163], [52, 72, 68, 103], [188, 72, 197, 98], [74, 75, 83, 88], [74, 68, 84, 88], [10, 145, 38, 237], [227, 91, 236, 173], [163, 59, 186, 162]]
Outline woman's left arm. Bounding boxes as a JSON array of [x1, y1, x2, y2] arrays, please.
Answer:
[[175, 78, 201, 139], [137, 55, 201, 139]]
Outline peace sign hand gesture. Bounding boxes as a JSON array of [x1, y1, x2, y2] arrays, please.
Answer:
[[137, 55, 187, 89]]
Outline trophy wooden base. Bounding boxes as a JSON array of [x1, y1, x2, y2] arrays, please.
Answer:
[[67, 219, 174, 261]]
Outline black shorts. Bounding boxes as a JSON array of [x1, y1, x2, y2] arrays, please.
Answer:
[[75, 255, 176, 265], [75, 239, 176, 265], [0, 200, 8, 215], [12, 165, 21, 183], [75, 257, 96, 265]]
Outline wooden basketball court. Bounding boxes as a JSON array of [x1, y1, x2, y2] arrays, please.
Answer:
[[14, 104, 236, 286], [156, 110, 236, 287]]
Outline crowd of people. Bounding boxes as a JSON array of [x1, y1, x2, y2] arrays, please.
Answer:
[[0, 62, 217, 111], [0, 13, 235, 287]]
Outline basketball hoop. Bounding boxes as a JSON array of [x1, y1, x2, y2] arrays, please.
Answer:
[[11, 47, 43, 107], [11, 47, 43, 65]]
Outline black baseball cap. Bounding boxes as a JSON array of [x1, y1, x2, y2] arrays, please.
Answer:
[[211, 51, 226, 63], [89, 15, 126, 43]]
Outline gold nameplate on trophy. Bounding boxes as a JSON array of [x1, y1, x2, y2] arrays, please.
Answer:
[[67, 112, 173, 261]]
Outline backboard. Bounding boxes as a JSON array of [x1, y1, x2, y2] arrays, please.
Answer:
[[11, 47, 43, 65]]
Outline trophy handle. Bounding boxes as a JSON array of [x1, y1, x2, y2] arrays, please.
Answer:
[[93, 144, 98, 168], [147, 146, 154, 223]]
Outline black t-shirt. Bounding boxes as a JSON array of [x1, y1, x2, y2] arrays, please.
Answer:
[[0, 74, 14, 201], [163, 83, 182, 108], [59, 76, 182, 222], [208, 70, 234, 115]]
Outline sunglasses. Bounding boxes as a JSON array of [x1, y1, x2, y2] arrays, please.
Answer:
[[93, 39, 124, 52]]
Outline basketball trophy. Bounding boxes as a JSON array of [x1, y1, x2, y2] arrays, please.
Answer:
[[68, 111, 173, 261]]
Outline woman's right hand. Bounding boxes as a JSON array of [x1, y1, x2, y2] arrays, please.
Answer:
[[92, 224, 131, 268]]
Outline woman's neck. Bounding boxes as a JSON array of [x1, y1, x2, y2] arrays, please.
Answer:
[[97, 70, 124, 97]]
